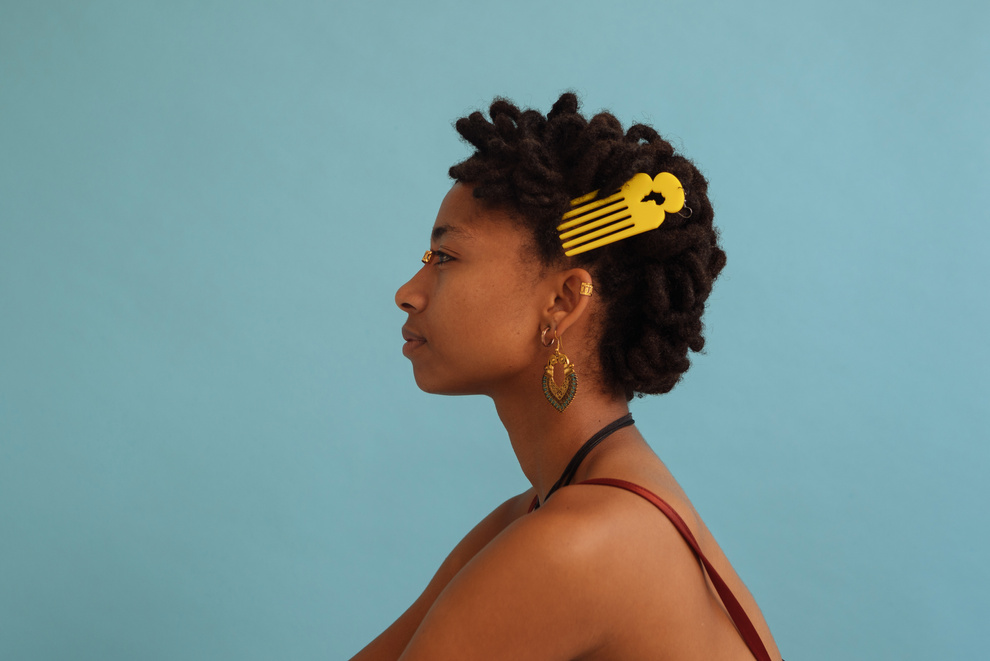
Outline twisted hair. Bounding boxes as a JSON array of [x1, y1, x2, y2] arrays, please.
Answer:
[[449, 93, 726, 400]]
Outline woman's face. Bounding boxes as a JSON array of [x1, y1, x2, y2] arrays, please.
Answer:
[[395, 183, 551, 397]]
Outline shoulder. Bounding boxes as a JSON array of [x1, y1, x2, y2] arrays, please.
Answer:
[[397, 492, 608, 660], [397, 482, 702, 661], [530, 480, 702, 551], [526, 481, 707, 591], [349, 488, 537, 661], [484, 480, 707, 598], [429, 487, 537, 590]]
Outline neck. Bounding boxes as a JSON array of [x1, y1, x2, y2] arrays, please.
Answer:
[[490, 377, 631, 502]]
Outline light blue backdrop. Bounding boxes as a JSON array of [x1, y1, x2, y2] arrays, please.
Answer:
[[1, 1, 987, 659]]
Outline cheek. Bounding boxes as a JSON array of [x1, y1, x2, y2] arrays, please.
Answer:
[[474, 294, 541, 360], [434, 267, 542, 362]]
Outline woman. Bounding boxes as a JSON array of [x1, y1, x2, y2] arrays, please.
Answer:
[[351, 94, 781, 661]]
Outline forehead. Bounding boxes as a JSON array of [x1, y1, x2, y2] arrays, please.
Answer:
[[431, 183, 531, 251]]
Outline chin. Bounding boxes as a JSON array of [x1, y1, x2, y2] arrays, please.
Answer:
[[411, 370, 484, 397], [414, 380, 478, 397]]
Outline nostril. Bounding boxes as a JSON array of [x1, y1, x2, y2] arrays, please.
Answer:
[[395, 287, 420, 313], [395, 275, 426, 313]]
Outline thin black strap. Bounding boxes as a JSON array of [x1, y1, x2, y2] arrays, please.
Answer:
[[535, 413, 634, 509]]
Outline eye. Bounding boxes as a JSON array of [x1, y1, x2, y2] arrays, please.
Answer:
[[434, 250, 454, 265], [421, 248, 456, 268]]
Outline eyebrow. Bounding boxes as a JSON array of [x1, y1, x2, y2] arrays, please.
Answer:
[[431, 224, 473, 242]]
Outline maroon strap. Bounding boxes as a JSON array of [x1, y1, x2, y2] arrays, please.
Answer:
[[580, 478, 773, 661]]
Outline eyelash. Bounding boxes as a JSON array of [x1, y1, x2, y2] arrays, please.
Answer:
[[431, 250, 454, 266]]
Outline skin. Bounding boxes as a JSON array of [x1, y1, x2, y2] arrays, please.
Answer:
[[350, 183, 782, 661]]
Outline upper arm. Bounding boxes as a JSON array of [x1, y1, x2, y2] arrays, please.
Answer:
[[348, 489, 535, 661]]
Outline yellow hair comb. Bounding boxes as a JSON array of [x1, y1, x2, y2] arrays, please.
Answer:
[[557, 172, 685, 256]]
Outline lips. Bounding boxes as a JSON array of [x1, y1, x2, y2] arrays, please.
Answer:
[[401, 326, 426, 356]]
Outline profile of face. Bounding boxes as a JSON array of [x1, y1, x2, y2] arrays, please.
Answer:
[[394, 184, 558, 398]]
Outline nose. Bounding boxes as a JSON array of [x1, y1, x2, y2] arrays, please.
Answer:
[[395, 268, 427, 313]]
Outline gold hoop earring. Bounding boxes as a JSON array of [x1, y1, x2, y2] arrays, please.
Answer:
[[542, 330, 577, 412]]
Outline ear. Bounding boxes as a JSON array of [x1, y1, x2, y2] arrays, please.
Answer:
[[545, 268, 594, 337]]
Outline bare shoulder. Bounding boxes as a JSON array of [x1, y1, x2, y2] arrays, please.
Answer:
[[433, 488, 539, 582], [400, 481, 781, 661], [397, 488, 616, 660], [348, 488, 536, 661], [397, 484, 702, 661], [565, 479, 783, 661]]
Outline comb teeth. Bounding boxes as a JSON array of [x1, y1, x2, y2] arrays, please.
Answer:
[[559, 198, 630, 239], [556, 172, 685, 256]]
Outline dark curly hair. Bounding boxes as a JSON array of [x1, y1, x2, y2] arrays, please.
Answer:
[[449, 93, 726, 400]]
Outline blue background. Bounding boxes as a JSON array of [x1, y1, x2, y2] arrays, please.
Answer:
[[1, 1, 987, 658]]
